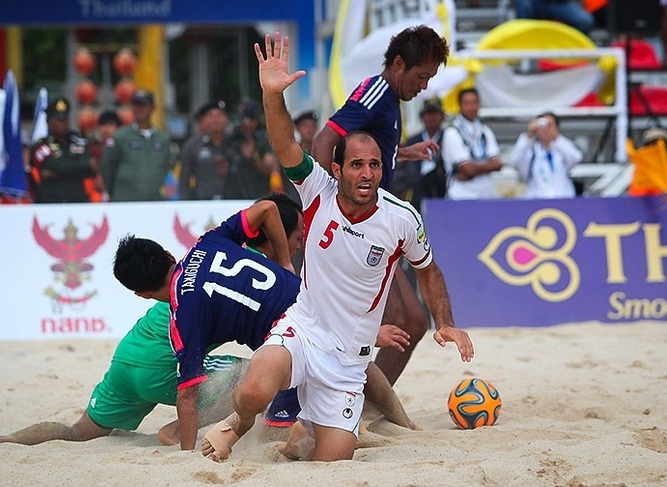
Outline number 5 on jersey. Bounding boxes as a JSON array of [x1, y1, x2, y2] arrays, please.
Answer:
[[319, 220, 339, 249]]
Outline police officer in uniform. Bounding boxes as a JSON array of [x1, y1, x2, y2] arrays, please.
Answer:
[[30, 97, 95, 203], [100, 89, 172, 201], [179, 101, 233, 200]]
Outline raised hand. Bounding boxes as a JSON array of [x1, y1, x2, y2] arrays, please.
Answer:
[[254, 32, 306, 94]]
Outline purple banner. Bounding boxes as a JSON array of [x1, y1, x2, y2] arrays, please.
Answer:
[[423, 197, 667, 327]]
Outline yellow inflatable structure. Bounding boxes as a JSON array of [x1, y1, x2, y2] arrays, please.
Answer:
[[328, 3, 618, 115]]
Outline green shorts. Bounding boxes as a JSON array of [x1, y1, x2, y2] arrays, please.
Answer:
[[87, 355, 244, 431]]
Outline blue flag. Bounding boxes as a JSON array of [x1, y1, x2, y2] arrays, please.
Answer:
[[31, 87, 48, 144], [0, 70, 28, 199]]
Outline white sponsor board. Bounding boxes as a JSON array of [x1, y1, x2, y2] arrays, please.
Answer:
[[0, 200, 251, 340]]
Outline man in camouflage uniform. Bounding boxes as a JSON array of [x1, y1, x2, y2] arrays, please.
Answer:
[[100, 89, 172, 201]]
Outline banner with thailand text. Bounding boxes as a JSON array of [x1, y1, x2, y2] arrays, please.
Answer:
[[422, 196, 667, 327], [0, 200, 250, 340]]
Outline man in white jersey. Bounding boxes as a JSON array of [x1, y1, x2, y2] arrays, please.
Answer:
[[200, 32, 474, 463]]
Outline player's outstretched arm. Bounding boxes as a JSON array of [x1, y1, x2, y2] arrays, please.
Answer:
[[176, 385, 200, 450], [311, 125, 341, 172], [255, 32, 306, 169], [398, 140, 440, 162], [414, 261, 474, 362]]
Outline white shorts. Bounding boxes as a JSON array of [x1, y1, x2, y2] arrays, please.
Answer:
[[262, 318, 366, 436]]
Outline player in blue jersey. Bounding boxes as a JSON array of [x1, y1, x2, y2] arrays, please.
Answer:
[[0, 194, 301, 447], [113, 197, 299, 451], [312, 25, 451, 386]]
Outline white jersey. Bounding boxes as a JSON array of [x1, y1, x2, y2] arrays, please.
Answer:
[[284, 152, 432, 366]]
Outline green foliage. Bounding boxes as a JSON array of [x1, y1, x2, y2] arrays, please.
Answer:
[[22, 29, 67, 87]]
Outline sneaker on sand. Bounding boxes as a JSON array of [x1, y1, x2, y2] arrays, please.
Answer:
[[265, 387, 300, 427]]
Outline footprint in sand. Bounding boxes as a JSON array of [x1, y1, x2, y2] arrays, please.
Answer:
[[635, 427, 667, 453]]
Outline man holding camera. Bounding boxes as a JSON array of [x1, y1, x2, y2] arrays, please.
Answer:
[[509, 112, 583, 199]]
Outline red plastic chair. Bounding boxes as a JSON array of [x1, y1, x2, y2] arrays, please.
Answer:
[[629, 85, 667, 116], [611, 39, 661, 70]]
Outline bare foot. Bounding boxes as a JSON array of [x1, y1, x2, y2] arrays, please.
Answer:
[[201, 414, 244, 462], [277, 422, 314, 460], [157, 421, 180, 446]]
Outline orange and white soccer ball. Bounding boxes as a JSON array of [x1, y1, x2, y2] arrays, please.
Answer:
[[448, 378, 502, 429]]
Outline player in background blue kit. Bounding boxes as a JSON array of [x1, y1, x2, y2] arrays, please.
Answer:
[[312, 25, 451, 386]]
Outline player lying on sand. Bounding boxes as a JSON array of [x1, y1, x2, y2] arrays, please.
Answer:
[[1, 195, 414, 447]]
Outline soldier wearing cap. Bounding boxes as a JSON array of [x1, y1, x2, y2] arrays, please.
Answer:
[[225, 98, 284, 199], [179, 101, 233, 200], [29, 97, 95, 203], [100, 89, 172, 201]]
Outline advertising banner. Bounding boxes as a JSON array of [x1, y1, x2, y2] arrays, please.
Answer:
[[0, 0, 311, 25], [0, 200, 250, 340], [423, 196, 667, 327]]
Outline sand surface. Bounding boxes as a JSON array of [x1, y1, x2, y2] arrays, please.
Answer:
[[1, 321, 666, 487]]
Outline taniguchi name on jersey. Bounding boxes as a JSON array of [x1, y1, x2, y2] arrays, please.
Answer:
[[181, 249, 207, 294]]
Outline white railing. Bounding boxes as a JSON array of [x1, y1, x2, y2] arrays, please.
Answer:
[[455, 47, 628, 162]]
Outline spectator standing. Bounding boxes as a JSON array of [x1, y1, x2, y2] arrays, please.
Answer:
[[87, 110, 121, 202], [225, 99, 277, 199], [30, 97, 95, 203], [509, 112, 583, 198], [293, 111, 318, 154], [391, 97, 447, 210], [100, 89, 172, 201], [443, 88, 502, 200], [514, 0, 595, 35], [179, 101, 233, 200]]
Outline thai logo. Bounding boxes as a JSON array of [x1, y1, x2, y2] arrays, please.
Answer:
[[477, 208, 580, 302], [32, 215, 109, 311], [174, 214, 217, 249]]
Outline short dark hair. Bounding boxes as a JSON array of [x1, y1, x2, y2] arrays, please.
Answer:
[[113, 235, 172, 293], [293, 111, 318, 126], [333, 131, 380, 167], [247, 193, 303, 248], [537, 111, 560, 128], [98, 110, 121, 127], [383, 25, 449, 71], [457, 87, 479, 106]]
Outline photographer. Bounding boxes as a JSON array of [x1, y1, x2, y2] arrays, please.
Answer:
[[509, 112, 583, 199]]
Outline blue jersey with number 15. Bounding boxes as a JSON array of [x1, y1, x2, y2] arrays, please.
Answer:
[[169, 210, 301, 390]]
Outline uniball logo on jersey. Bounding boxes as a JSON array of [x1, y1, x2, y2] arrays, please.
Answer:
[[32, 215, 109, 311], [477, 209, 581, 303]]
